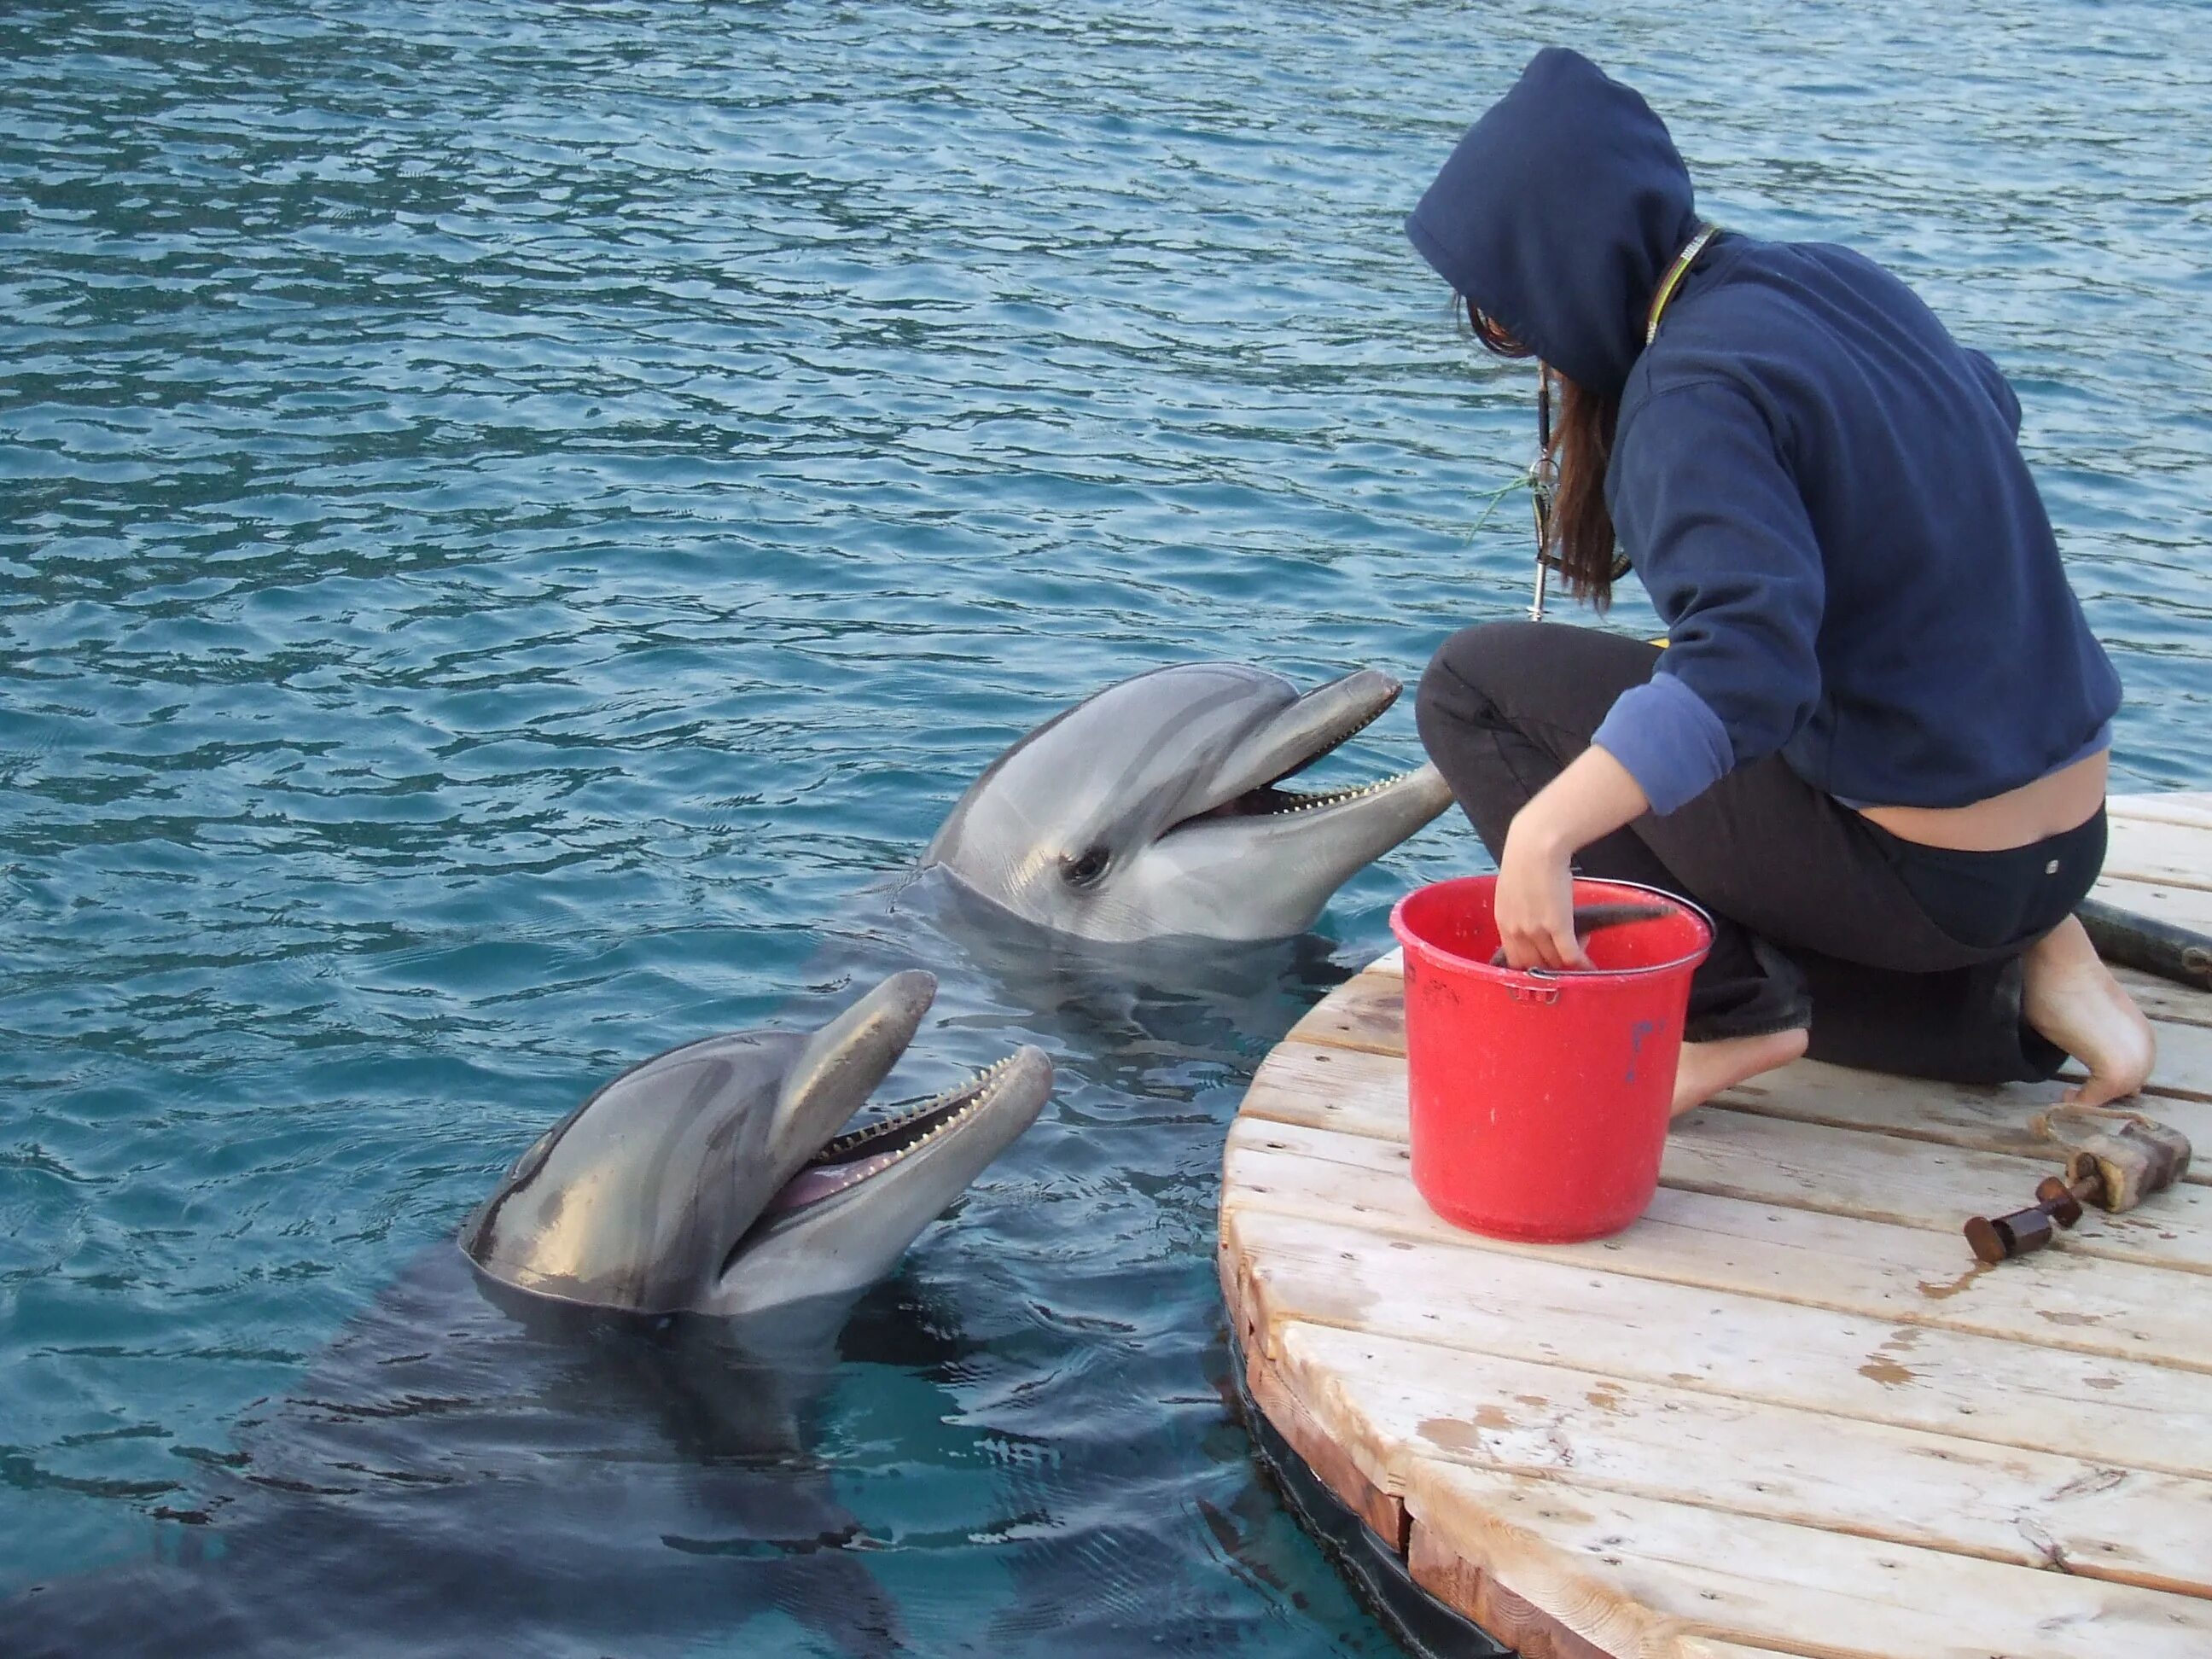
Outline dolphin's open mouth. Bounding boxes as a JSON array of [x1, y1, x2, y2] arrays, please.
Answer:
[[1185, 767, 1434, 824], [760, 1057, 1026, 1216], [1167, 694, 1427, 832]]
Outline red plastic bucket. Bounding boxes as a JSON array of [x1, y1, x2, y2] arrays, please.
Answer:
[[1389, 876, 1713, 1243]]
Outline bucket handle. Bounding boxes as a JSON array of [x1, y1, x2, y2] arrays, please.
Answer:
[[1487, 902, 1675, 974], [1507, 982, 1562, 1006]]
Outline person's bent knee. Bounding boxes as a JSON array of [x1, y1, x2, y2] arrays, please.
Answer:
[[1416, 620, 1548, 735]]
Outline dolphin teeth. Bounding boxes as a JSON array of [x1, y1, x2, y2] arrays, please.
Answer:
[[1236, 765, 1429, 818], [1278, 766, 1426, 814], [806, 1053, 1018, 1165]]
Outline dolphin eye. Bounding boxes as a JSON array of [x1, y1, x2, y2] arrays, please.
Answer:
[[1062, 846, 1110, 888]]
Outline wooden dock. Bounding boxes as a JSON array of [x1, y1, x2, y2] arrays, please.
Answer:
[[1220, 793, 2212, 1659]]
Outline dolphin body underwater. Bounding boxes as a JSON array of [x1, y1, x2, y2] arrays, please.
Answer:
[[9, 661, 1446, 1655]]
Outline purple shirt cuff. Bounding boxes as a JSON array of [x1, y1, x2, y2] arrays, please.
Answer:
[[1591, 672, 1734, 816]]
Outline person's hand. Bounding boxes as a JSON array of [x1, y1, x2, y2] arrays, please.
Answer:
[[1488, 748, 1653, 970], [1495, 812, 1592, 971]]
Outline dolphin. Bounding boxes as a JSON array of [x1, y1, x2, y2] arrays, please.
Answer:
[[6, 972, 1053, 1657], [920, 664, 1453, 944], [463, 968, 1053, 1318]]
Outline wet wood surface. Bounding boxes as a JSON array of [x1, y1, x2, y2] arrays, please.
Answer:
[[1220, 793, 2212, 1658]]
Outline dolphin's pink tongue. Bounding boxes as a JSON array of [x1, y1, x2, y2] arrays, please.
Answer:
[[765, 1150, 899, 1214]]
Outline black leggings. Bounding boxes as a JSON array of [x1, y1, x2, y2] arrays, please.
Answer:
[[1415, 622, 2104, 1084]]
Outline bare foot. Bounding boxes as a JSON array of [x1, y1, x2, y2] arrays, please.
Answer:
[[1671, 1027, 1809, 1119], [2022, 914, 2156, 1107]]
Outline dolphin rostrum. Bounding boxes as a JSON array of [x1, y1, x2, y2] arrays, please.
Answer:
[[920, 664, 1454, 944], [462, 969, 1052, 1317]]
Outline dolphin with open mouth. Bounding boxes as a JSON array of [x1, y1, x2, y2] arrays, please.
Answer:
[[463, 969, 1052, 1317], [920, 664, 1454, 944], [6, 971, 1051, 1657]]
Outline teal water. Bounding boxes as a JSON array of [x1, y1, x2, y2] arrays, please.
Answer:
[[3, 0, 2209, 1651]]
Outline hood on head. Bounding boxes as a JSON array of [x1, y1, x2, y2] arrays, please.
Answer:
[[1405, 47, 1697, 397]]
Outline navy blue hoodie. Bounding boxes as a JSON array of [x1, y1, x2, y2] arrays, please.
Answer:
[[1406, 49, 2120, 814]]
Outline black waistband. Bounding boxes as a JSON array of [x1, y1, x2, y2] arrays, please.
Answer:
[[1863, 807, 2108, 955]]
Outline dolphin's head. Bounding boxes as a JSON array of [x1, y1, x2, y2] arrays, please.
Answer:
[[920, 664, 1453, 943], [459, 970, 1051, 1318]]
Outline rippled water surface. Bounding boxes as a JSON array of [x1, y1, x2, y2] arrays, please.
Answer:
[[4, 0, 2209, 1651]]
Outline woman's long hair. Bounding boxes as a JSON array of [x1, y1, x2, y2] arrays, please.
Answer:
[[1467, 300, 1623, 609]]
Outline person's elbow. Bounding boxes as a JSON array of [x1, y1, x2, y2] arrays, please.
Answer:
[[1711, 664, 1819, 770], [1590, 673, 1733, 817]]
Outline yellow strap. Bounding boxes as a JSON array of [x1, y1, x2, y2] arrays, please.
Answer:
[[1644, 224, 1719, 345]]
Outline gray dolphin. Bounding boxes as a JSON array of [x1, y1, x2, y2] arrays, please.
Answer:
[[462, 969, 1052, 1317], [921, 664, 1453, 943]]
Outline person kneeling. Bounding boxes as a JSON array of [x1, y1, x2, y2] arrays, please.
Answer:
[[1400, 49, 2152, 1113]]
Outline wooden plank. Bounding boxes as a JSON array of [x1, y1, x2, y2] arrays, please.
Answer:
[[1273, 1321, 2212, 1598], [1714, 1053, 2212, 1170], [1664, 1107, 2212, 1274], [1239, 895, 2212, 1657], [1289, 968, 1408, 1057], [1404, 1496, 1693, 1659], [1244, 1336, 1408, 1552], [2104, 812, 2212, 894], [1221, 1208, 2212, 1482], [1255, 1037, 2212, 1269], [1243, 1037, 1412, 1139], [1295, 964, 2212, 1104], [1248, 1037, 2212, 1195], [1403, 1525, 1623, 1659], [1406, 1460, 2212, 1659], [2109, 792, 2212, 832], [2093, 875, 2212, 934], [1224, 1120, 2212, 1372], [2115, 967, 2212, 1030]]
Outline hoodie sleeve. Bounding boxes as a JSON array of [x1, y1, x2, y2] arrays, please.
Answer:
[[1591, 378, 1826, 814]]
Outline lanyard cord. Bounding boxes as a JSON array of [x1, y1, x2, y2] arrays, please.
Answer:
[[1645, 222, 1719, 344], [1528, 364, 1559, 619]]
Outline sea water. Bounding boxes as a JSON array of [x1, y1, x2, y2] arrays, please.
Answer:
[[3, 0, 2207, 1651]]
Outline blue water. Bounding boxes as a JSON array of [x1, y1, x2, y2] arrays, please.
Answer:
[[3, 0, 2209, 1650]]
